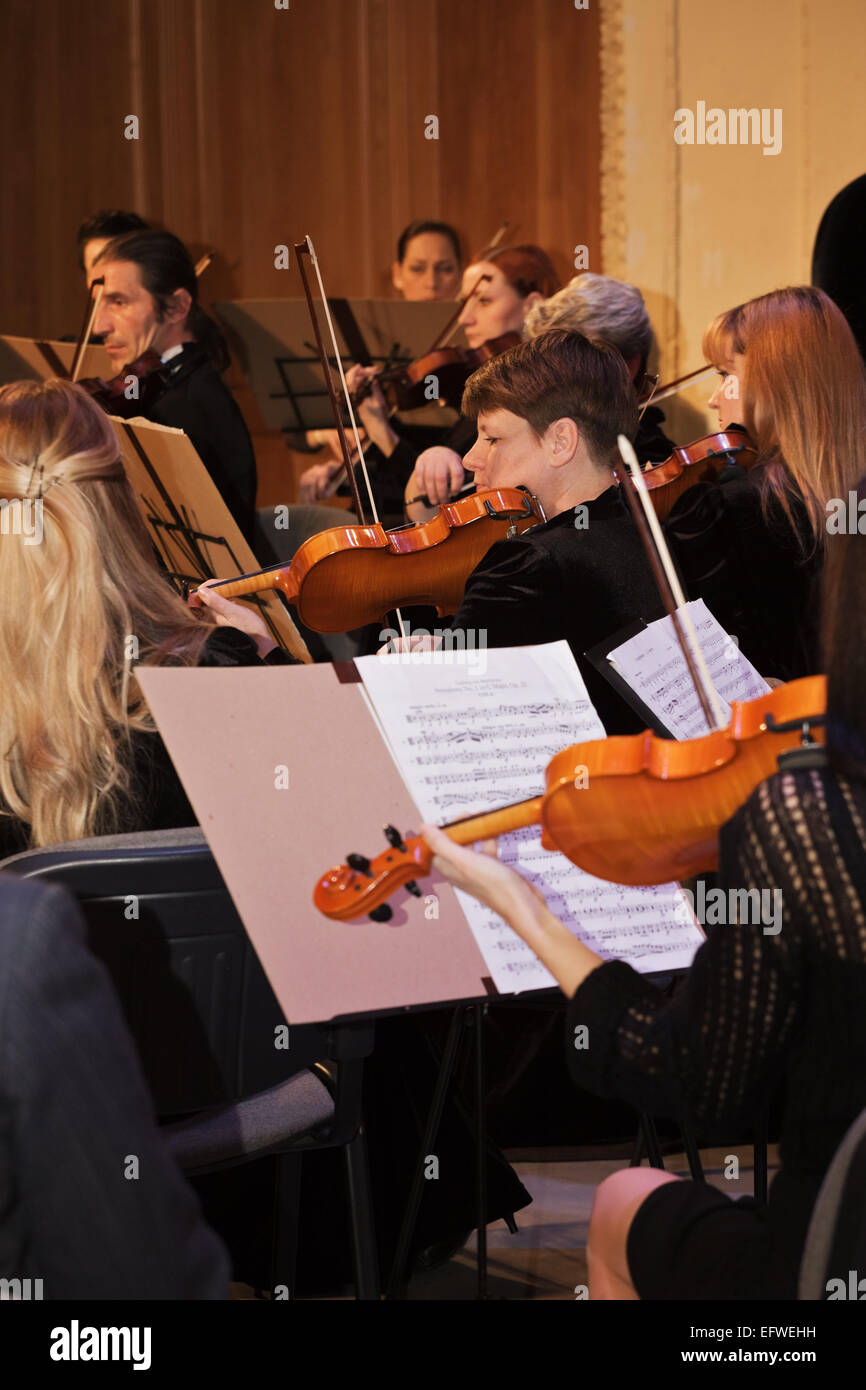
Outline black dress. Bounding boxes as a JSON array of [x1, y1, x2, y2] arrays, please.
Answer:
[[147, 345, 259, 545], [664, 463, 822, 681], [564, 765, 866, 1299]]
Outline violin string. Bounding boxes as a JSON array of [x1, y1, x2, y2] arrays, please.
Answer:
[[305, 236, 407, 642], [617, 434, 728, 730]]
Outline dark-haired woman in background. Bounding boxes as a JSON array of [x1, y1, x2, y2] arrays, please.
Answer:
[[422, 484, 866, 1300], [92, 228, 258, 544], [390, 219, 463, 301], [373, 243, 562, 523]]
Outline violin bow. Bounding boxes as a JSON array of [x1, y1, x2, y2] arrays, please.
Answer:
[[617, 433, 727, 733], [295, 236, 407, 639], [293, 237, 374, 526], [429, 272, 493, 352], [70, 277, 106, 383], [652, 364, 716, 403]]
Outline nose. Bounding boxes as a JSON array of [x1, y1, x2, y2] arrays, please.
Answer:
[[462, 436, 483, 471]]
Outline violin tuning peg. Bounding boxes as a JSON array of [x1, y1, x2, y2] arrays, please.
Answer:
[[369, 904, 393, 923], [384, 824, 407, 851], [346, 852, 372, 876], [405, 881, 422, 898]]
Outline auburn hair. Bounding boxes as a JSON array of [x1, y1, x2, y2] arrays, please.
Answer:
[[0, 379, 216, 847], [702, 286, 866, 547], [461, 329, 638, 468]]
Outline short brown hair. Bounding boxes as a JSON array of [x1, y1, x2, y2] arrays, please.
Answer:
[[461, 329, 638, 467]]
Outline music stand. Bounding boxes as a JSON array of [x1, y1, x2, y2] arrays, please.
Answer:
[[113, 415, 311, 663], [213, 298, 462, 435]]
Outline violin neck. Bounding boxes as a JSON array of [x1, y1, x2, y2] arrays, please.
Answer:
[[208, 562, 294, 601], [444, 795, 543, 846]]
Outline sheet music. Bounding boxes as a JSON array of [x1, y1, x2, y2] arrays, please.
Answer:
[[357, 643, 703, 992], [607, 599, 771, 740]]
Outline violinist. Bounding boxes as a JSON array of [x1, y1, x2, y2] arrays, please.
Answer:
[[302, 243, 558, 520], [402, 245, 561, 522], [665, 285, 866, 682], [91, 229, 259, 544], [524, 273, 674, 464], [420, 485, 866, 1302], [405, 270, 675, 525], [76, 207, 149, 289], [0, 379, 298, 861], [389, 329, 671, 736], [297, 219, 464, 509]]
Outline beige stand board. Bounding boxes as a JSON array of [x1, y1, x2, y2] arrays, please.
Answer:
[[113, 415, 310, 663], [137, 662, 491, 1023]]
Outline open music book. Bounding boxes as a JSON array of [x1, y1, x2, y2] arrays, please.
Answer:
[[588, 598, 771, 740], [356, 643, 704, 993]]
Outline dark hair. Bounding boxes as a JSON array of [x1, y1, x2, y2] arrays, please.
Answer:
[[93, 229, 229, 372], [822, 474, 866, 779], [461, 329, 638, 468], [396, 220, 462, 266], [76, 210, 149, 270], [485, 245, 561, 300]]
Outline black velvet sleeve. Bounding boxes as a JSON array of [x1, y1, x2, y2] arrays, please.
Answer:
[[449, 539, 563, 648]]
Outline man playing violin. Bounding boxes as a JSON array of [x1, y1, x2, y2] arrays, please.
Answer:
[[387, 329, 668, 735], [91, 229, 258, 543]]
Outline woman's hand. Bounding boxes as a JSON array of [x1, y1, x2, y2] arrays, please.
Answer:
[[346, 365, 399, 456], [192, 580, 277, 658], [298, 458, 345, 503], [420, 823, 604, 997], [404, 447, 466, 522], [420, 822, 546, 921]]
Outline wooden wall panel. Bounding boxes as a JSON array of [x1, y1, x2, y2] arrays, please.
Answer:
[[0, 0, 600, 500]]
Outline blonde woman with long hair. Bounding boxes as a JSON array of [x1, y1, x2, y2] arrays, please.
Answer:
[[666, 284, 866, 681], [0, 378, 296, 856]]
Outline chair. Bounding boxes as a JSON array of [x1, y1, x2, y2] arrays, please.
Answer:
[[799, 1105, 866, 1300], [0, 827, 379, 1299]]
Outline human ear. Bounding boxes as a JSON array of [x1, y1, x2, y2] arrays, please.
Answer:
[[521, 291, 544, 320], [165, 287, 193, 325], [391, 261, 404, 294]]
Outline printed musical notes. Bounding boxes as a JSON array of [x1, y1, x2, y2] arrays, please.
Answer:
[[606, 599, 771, 740], [357, 643, 703, 992]]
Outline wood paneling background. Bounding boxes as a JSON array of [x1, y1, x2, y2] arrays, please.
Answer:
[[0, 0, 600, 500]]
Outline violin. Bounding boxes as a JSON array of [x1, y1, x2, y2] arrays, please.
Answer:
[[197, 486, 545, 631], [313, 674, 827, 920], [76, 351, 166, 417], [312, 432, 823, 921], [615, 428, 758, 522], [353, 332, 522, 414]]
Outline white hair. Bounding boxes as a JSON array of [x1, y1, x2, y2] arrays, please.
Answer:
[[524, 273, 654, 364]]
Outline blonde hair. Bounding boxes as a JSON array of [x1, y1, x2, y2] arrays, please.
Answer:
[[0, 379, 216, 847], [525, 273, 654, 365], [702, 286, 866, 544]]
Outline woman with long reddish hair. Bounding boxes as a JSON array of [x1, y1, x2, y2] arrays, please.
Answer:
[[666, 284, 866, 681]]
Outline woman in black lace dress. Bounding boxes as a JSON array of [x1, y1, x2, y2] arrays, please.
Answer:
[[422, 471, 866, 1299]]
